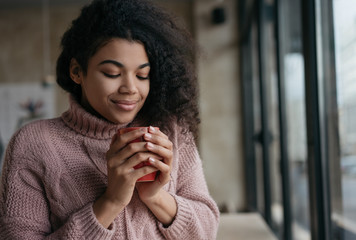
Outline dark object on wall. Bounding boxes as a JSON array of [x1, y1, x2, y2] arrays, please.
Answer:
[[212, 7, 226, 24]]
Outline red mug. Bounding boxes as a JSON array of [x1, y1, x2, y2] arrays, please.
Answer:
[[119, 127, 159, 182]]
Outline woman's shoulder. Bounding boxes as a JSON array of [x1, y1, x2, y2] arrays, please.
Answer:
[[167, 121, 200, 166], [1, 118, 63, 175], [168, 121, 195, 148], [6, 117, 62, 158], [12, 117, 60, 142]]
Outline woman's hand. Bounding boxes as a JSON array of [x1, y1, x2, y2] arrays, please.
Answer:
[[135, 127, 177, 227], [93, 128, 161, 228], [136, 126, 173, 202]]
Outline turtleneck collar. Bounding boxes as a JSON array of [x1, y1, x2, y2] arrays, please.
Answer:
[[61, 95, 129, 140]]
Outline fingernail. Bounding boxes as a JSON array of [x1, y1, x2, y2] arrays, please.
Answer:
[[149, 126, 156, 133], [149, 157, 155, 163], [146, 142, 154, 149], [144, 133, 152, 140]]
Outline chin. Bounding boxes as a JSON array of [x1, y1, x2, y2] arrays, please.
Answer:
[[111, 116, 135, 125]]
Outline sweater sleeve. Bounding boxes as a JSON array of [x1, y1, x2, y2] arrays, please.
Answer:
[[0, 124, 116, 240], [157, 133, 220, 240]]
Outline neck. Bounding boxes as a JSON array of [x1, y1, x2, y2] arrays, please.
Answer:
[[61, 95, 129, 140]]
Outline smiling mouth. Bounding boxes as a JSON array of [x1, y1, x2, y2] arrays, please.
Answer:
[[112, 99, 138, 111]]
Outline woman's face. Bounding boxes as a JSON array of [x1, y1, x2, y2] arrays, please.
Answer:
[[72, 38, 150, 124]]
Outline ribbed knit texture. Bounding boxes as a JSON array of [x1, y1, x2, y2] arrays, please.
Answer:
[[0, 97, 219, 239]]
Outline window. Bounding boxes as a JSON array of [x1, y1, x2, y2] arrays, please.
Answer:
[[330, 0, 356, 238], [239, 0, 356, 239]]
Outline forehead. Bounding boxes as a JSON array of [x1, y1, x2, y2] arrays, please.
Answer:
[[91, 38, 148, 63]]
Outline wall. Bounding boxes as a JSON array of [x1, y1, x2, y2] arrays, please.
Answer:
[[0, 4, 83, 116], [193, 0, 245, 212], [0, 0, 245, 212]]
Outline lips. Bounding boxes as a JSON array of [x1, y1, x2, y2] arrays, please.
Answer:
[[112, 99, 138, 111]]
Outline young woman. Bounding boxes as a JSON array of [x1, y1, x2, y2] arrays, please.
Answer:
[[0, 0, 220, 239]]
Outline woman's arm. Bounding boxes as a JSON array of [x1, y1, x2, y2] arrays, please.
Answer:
[[159, 132, 220, 240], [140, 188, 177, 227], [0, 162, 116, 239], [93, 127, 162, 229], [0, 127, 116, 240], [132, 126, 180, 227], [137, 125, 220, 239]]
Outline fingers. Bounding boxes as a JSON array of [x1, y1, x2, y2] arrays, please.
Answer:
[[110, 127, 148, 152], [130, 164, 158, 181], [108, 142, 145, 166], [143, 127, 172, 151], [106, 128, 148, 161], [148, 157, 170, 175], [107, 152, 161, 183], [108, 146, 161, 168], [142, 126, 173, 168], [145, 142, 173, 166], [109, 126, 169, 158], [147, 126, 169, 140], [106, 126, 173, 182], [125, 152, 162, 169]]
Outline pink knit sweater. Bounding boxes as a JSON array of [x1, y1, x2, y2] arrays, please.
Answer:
[[0, 97, 219, 239]]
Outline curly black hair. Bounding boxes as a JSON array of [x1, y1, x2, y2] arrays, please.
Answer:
[[56, 0, 200, 138]]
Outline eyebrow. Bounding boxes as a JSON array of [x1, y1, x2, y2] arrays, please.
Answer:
[[99, 60, 150, 69]]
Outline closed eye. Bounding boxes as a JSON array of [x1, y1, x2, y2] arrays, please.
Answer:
[[103, 72, 120, 78], [137, 75, 149, 80]]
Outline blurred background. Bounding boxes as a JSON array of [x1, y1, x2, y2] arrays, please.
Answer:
[[0, 0, 355, 239]]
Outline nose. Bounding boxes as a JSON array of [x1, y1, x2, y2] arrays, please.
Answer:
[[119, 73, 137, 94]]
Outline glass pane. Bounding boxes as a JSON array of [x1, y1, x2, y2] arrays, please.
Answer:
[[279, 0, 311, 239], [284, 53, 310, 240], [332, 0, 356, 238]]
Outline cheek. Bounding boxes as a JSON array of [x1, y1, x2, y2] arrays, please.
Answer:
[[136, 79, 150, 99], [142, 82, 150, 99], [85, 76, 115, 95]]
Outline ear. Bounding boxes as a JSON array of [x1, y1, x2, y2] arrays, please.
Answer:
[[69, 58, 83, 84]]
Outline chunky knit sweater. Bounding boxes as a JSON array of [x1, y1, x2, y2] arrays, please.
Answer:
[[0, 97, 219, 240]]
